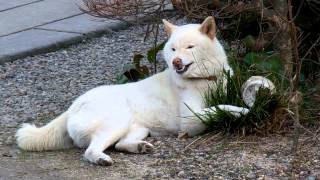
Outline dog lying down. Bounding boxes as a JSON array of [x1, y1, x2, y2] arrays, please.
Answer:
[[16, 17, 273, 166]]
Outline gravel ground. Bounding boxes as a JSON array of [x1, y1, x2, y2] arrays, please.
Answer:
[[0, 24, 319, 179]]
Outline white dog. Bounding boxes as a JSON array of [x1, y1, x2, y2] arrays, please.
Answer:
[[16, 17, 235, 165]]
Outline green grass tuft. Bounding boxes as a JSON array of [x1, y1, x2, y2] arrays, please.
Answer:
[[197, 60, 288, 135]]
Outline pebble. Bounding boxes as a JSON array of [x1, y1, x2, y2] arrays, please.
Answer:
[[246, 172, 256, 179], [307, 175, 316, 180], [177, 171, 185, 177]]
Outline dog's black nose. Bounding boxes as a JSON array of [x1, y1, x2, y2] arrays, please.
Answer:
[[172, 58, 183, 70]]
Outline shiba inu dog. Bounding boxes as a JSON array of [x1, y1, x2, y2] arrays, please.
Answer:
[[16, 16, 234, 166]]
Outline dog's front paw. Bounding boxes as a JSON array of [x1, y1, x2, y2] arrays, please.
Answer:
[[137, 141, 154, 154], [96, 157, 113, 166], [84, 150, 113, 166]]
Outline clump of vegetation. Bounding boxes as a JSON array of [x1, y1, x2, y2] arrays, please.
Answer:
[[195, 68, 287, 135]]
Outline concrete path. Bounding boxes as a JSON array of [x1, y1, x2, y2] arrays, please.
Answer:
[[0, 0, 127, 64]]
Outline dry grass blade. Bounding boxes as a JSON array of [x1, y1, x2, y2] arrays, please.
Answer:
[[184, 132, 222, 150]]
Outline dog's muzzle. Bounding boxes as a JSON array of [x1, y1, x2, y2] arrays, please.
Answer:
[[172, 58, 193, 74]]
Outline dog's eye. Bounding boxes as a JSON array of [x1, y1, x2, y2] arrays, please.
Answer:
[[187, 45, 194, 49], [171, 48, 176, 51]]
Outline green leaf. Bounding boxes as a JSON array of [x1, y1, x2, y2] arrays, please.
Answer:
[[147, 41, 166, 63]]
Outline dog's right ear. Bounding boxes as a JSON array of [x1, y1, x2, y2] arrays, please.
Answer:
[[162, 19, 177, 36], [199, 16, 216, 40]]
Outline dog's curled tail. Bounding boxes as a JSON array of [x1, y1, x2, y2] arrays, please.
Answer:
[[16, 112, 73, 151]]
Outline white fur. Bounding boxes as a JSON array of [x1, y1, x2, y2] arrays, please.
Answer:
[[16, 112, 73, 151], [16, 18, 233, 165]]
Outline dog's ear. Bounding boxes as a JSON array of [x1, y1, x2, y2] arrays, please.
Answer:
[[162, 19, 177, 36], [199, 16, 216, 40]]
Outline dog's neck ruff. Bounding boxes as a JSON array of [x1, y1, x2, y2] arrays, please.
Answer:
[[187, 75, 217, 81]]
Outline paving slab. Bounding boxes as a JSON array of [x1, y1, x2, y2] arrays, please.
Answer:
[[0, 0, 135, 63], [0, 0, 43, 12], [0, 0, 82, 36], [0, 29, 82, 63], [37, 14, 128, 35]]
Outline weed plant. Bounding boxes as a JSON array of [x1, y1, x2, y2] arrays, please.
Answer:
[[196, 56, 288, 135]]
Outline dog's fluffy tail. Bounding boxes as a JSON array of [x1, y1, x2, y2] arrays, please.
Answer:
[[16, 112, 73, 151]]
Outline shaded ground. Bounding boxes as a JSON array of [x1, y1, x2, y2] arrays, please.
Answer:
[[0, 25, 319, 179], [1, 134, 319, 179]]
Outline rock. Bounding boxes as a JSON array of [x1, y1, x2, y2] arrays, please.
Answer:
[[307, 175, 316, 180], [5, 136, 13, 145], [177, 171, 185, 177], [247, 172, 256, 179]]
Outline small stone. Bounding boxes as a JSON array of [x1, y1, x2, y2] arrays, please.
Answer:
[[300, 171, 307, 175], [247, 172, 256, 179], [257, 175, 265, 180], [307, 175, 316, 180], [196, 156, 205, 161], [5, 136, 13, 145], [177, 171, 185, 177]]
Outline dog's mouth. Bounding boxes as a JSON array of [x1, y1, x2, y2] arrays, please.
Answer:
[[175, 62, 193, 74]]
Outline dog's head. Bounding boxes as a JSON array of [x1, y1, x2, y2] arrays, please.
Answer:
[[162, 17, 228, 79]]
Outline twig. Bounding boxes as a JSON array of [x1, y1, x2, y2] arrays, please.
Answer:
[[286, 0, 305, 178], [301, 36, 320, 61], [229, 141, 258, 144], [184, 136, 204, 150], [184, 132, 221, 150], [153, 23, 159, 74]]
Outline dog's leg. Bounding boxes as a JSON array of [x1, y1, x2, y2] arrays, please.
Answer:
[[84, 128, 126, 166], [115, 125, 153, 154]]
